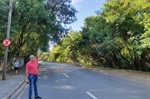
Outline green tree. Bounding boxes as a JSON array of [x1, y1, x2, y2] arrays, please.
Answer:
[[0, 0, 77, 62], [48, 31, 81, 63], [48, 0, 150, 71]]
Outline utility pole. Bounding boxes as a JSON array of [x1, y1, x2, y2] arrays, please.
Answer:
[[2, 0, 13, 80]]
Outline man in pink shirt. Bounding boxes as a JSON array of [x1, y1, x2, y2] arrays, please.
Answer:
[[26, 54, 47, 99]]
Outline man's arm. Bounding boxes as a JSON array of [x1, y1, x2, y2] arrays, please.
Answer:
[[26, 70, 29, 83], [26, 63, 29, 83], [38, 54, 48, 61]]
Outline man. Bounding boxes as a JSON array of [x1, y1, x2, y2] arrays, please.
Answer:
[[26, 54, 47, 99]]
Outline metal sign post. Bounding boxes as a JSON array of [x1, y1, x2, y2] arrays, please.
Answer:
[[2, 0, 13, 80]]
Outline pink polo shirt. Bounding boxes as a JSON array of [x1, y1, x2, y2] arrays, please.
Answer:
[[26, 59, 39, 75]]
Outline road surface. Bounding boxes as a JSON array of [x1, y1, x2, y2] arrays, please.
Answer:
[[15, 62, 150, 99]]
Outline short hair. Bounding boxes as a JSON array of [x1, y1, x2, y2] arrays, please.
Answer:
[[30, 55, 35, 59]]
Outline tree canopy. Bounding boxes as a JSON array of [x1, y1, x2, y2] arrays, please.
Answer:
[[48, 0, 150, 71], [0, 0, 77, 61]]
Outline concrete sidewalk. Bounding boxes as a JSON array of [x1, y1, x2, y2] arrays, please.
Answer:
[[0, 68, 25, 99]]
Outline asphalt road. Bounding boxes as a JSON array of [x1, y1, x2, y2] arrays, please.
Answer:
[[15, 62, 149, 99]]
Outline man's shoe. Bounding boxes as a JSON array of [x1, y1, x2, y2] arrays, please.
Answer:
[[35, 96, 42, 99]]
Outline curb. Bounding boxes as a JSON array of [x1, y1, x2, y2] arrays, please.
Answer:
[[4, 80, 25, 99]]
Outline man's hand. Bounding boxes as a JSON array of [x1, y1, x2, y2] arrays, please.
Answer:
[[26, 79, 29, 84], [38, 53, 49, 61], [43, 53, 49, 57]]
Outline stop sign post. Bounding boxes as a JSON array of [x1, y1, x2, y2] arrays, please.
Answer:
[[2, 39, 11, 47]]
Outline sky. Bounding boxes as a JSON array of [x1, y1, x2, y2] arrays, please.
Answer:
[[70, 0, 106, 31], [49, 0, 106, 50]]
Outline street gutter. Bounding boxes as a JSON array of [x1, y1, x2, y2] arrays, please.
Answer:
[[4, 80, 25, 99]]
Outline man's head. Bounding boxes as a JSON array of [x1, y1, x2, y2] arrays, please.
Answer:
[[30, 55, 35, 62]]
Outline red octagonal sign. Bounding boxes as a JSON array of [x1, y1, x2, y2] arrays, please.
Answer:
[[2, 39, 11, 47]]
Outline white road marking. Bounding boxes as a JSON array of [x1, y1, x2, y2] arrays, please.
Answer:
[[86, 91, 98, 99], [63, 73, 69, 78]]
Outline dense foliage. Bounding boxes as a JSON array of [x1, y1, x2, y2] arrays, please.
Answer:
[[49, 0, 150, 71], [0, 0, 77, 61]]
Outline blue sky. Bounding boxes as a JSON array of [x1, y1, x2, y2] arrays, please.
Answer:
[[70, 0, 106, 31]]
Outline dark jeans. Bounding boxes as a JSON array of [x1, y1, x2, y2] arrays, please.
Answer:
[[28, 74, 38, 99]]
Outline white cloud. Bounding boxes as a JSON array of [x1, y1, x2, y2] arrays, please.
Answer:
[[71, 0, 83, 9], [71, 0, 83, 4]]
